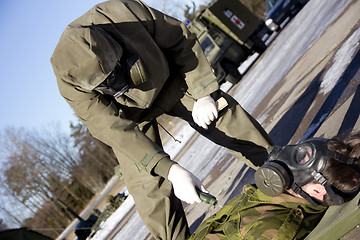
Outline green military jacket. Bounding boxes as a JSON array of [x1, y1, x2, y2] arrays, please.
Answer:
[[190, 184, 327, 240], [50, 0, 219, 177]]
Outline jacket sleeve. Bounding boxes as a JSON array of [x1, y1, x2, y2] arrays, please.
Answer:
[[57, 77, 175, 178], [141, 2, 220, 100]]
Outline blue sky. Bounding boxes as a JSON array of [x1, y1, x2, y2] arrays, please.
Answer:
[[0, 0, 196, 133], [0, 0, 105, 132]]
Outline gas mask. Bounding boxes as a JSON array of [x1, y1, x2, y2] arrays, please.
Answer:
[[254, 138, 359, 206], [95, 55, 147, 98]]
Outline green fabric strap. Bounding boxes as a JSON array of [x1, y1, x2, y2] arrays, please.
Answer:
[[192, 77, 217, 95], [140, 149, 159, 168]]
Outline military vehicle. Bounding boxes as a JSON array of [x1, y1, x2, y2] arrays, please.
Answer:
[[265, 0, 309, 32], [185, 0, 269, 84]]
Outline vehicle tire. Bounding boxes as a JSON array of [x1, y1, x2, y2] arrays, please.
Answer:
[[254, 41, 267, 54], [223, 61, 242, 84], [249, 35, 267, 54], [272, 23, 280, 32], [225, 73, 242, 84]]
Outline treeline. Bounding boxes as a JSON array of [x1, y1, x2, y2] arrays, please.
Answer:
[[240, 0, 267, 19], [0, 122, 118, 238]]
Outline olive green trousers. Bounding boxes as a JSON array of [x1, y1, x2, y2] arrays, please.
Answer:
[[115, 90, 273, 240]]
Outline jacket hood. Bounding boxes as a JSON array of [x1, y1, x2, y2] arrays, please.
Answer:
[[51, 26, 123, 90]]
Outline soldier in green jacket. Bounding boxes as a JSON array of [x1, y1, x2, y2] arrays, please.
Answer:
[[191, 132, 360, 240], [50, 0, 273, 239]]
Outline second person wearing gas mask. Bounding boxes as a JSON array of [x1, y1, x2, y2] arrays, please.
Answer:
[[191, 132, 360, 239]]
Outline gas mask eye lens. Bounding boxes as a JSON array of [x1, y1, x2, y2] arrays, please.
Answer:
[[295, 145, 312, 164]]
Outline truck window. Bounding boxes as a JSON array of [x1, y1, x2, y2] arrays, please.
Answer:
[[209, 30, 226, 47], [200, 37, 216, 56]]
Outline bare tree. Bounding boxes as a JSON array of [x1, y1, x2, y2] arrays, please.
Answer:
[[70, 121, 118, 192], [0, 125, 90, 231], [0, 219, 7, 230], [0, 121, 118, 235], [0, 196, 22, 228], [144, 0, 211, 21]]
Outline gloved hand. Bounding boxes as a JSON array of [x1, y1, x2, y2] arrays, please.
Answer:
[[192, 95, 218, 129], [168, 164, 207, 204]]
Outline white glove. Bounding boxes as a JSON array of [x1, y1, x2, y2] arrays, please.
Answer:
[[168, 164, 207, 204], [192, 95, 218, 129]]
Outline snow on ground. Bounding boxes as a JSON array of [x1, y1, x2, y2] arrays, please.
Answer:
[[233, 0, 352, 113], [91, 194, 135, 240], [320, 26, 360, 94]]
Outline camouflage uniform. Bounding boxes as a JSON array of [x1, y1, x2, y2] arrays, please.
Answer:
[[190, 184, 327, 240]]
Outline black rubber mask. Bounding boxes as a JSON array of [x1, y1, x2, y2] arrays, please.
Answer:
[[255, 138, 357, 206], [95, 55, 147, 98]]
